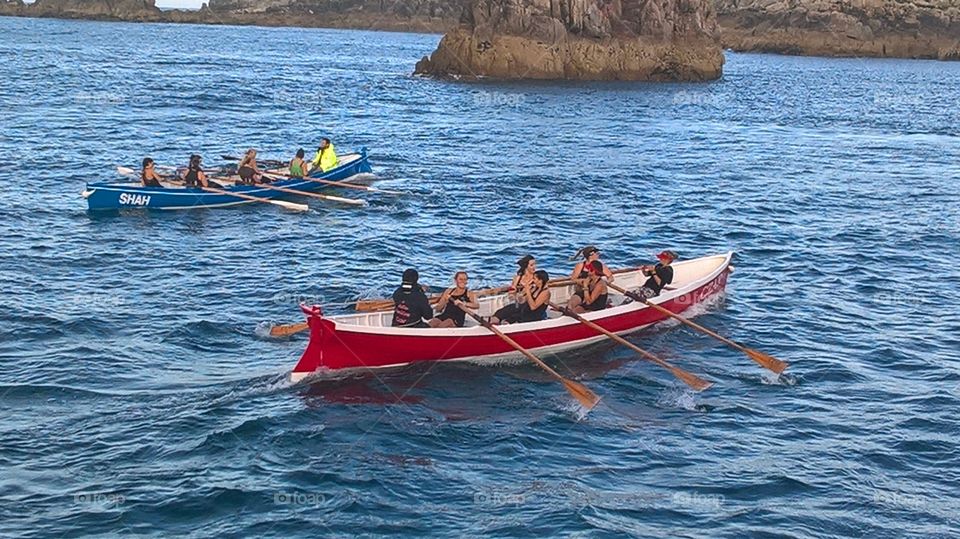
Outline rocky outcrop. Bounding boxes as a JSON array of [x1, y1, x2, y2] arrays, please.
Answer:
[[28, 0, 163, 21], [414, 0, 724, 80], [1, 0, 455, 31], [0, 0, 25, 16], [718, 0, 960, 60]]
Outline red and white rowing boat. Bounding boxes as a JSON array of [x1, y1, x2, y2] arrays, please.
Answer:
[[290, 252, 734, 382]]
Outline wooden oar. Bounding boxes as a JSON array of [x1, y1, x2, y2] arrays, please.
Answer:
[[256, 174, 367, 206], [199, 186, 309, 212], [548, 302, 713, 391], [223, 153, 405, 195], [606, 281, 788, 374], [460, 307, 600, 410], [284, 174, 405, 196]]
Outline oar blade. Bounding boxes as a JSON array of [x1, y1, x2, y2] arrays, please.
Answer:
[[747, 348, 789, 374], [324, 194, 368, 206], [562, 379, 601, 410], [275, 200, 310, 212], [270, 322, 309, 337], [672, 368, 714, 392]]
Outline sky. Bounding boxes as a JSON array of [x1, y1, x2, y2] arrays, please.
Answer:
[[156, 0, 206, 8]]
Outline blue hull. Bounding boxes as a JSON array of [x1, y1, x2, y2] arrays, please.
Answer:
[[85, 148, 373, 211]]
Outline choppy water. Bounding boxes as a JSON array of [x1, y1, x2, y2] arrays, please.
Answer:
[[1, 16, 959, 538]]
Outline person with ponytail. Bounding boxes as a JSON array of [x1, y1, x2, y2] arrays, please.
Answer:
[[140, 158, 164, 187], [490, 255, 540, 325]]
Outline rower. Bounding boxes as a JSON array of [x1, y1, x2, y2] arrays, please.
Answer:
[[490, 255, 537, 325], [289, 149, 308, 178], [237, 148, 262, 184], [568, 245, 613, 310], [635, 250, 678, 299], [311, 138, 338, 172], [429, 271, 480, 328], [570, 261, 608, 313], [182, 155, 209, 188], [391, 268, 434, 328], [141, 158, 164, 187], [492, 268, 551, 325]]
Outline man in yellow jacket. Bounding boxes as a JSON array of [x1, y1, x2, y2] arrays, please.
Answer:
[[311, 138, 338, 172]]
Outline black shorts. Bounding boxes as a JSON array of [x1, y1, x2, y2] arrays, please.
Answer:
[[435, 313, 465, 327], [493, 304, 521, 324]]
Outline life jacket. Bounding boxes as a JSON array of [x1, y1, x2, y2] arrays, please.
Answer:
[[312, 143, 338, 172]]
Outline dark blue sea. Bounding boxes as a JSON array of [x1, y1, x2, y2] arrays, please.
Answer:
[[1, 15, 959, 538]]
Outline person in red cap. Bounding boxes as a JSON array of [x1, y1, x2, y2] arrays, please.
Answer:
[[637, 250, 678, 299], [569, 260, 609, 313]]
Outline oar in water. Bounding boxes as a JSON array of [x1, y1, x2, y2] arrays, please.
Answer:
[[256, 174, 367, 206], [548, 302, 713, 391], [222, 154, 406, 195], [460, 306, 601, 410], [199, 185, 310, 212], [117, 166, 309, 212], [606, 281, 788, 374]]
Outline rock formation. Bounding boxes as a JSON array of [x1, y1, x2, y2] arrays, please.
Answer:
[[28, 0, 163, 21], [717, 0, 960, 60], [0, 0, 25, 16], [414, 0, 724, 80]]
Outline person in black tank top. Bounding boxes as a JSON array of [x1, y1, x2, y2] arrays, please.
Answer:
[[568, 246, 614, 311], [573, 261, 609, 313], [430, 271, 480, 328], [182, 154, 209, 188], [518, 270, 551, 323], [491, 255, 537, 325]]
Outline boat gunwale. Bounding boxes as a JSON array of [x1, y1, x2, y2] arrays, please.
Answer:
[[318, 252, 734, 338]]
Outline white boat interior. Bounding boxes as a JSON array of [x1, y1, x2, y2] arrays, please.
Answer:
[[327, 253, 732, 332]]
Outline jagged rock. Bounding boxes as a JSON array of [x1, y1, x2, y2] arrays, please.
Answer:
[[29, 0, 163, 20], [717, 0, 960, 59], [0, 0, 25, 16], [415, 0, 724, 80]]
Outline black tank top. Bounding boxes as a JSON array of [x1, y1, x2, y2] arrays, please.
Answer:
[[583, 282, 608, 311], [520, 288, 548, 322], [184, 166, 200, 186], [439, 289, 470, 327]]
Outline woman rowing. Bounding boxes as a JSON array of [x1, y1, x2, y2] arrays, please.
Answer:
[[141, 158, 164, 187], [489, 255, 538, 324], [182, 154, 209, 188], [567, 245, 613, 311], [237, 148, 262, 184], [491, 270, 551, 324], [289, 149, 308, 179], [569, 261, 608, 313], [429, 271, 480, 328]]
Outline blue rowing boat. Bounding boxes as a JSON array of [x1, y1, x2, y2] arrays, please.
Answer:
[[84, 148, 373, 211]]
